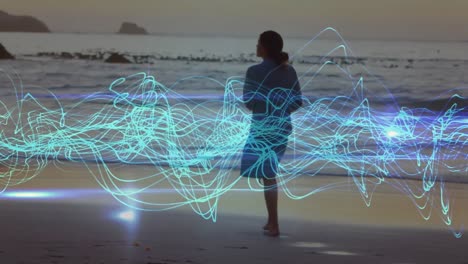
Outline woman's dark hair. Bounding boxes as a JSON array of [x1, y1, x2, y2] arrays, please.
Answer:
[[259, 30, 289, 66]]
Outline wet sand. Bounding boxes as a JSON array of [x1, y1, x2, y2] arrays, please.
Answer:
[[0, 164, 467, 263]]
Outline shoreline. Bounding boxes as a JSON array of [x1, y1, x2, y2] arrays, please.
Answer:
[[1, 163, 466, 230], [2, 156, 467, 185]]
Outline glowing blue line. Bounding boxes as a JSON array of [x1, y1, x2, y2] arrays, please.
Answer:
[[0, 27, 465, 238]]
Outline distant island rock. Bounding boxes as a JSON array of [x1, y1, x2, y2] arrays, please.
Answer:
[[0, 10, 50, 32], [117, 22, 148, 35], [0, 43, 14, 59]]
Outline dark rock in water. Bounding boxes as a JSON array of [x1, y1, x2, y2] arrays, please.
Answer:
[[0, 43, 14, 59], [105, 53, 131, 63], [0, 10, 50, 32], [409, 96, 467, 112], [60, 52, 74, 59], [117, 22, 148, 35]]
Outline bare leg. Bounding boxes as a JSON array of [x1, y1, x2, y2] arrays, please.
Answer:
[[263, 177, 271, 229], [263, 177, 279, 236]]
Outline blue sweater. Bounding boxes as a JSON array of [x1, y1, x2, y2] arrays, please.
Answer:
[[243, 58, 303, 135]]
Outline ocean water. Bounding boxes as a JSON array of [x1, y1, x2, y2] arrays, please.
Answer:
[[0, 32, 466, 182], [0, 32, 467, 103]]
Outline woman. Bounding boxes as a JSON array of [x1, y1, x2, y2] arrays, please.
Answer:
[[240, 30, 303, 237]]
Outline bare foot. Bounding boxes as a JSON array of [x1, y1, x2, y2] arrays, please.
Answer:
[[262, 223, 272, 231], [263, 225, 280, 237]]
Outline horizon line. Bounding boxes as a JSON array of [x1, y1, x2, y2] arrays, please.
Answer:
[[1, 30, 467, 43]]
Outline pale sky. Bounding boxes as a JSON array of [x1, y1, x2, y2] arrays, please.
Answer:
[[3, 0, 468, 41]]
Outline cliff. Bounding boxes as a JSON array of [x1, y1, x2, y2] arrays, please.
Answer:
[[0, 10, 50, 32]]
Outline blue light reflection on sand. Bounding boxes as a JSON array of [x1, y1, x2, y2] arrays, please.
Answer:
[[0, 188, 257, 201], [2, 191, 57, 199]]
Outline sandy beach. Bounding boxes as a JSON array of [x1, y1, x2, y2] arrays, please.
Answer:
[[0, 1, 467, 263], [0, 163, 467, 264]]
